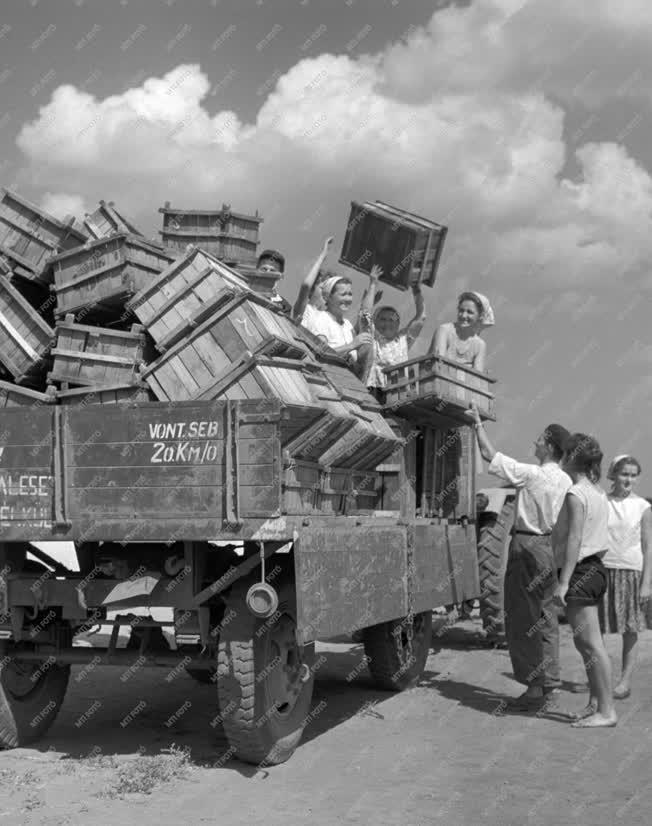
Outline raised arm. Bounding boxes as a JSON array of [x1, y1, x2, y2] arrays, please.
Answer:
[[405, 282, 426, 348], [292, 236, 333, 321], [464, 402, 497, 462]]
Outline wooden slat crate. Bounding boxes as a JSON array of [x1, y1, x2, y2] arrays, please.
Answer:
[[319, 359, 383, 411], [0, 274, 54, 383], [282, 459, 321, 514], [0, 189, 88, 283], [127, 247, 250, 346], [50, 233, 175, 318], [418, 425, 474, 521], [143, 349, 327, 447], [384, 354, 496, 424], [56, 383, 152, 406], [339, 200, 447, 291], [318, 402, 402, 470], [138, 293, 310, 406], [158, 203, 262, 265], [0, 379, 54, 408], [48, 315, 146, 387], [83, 200, 146, 240]]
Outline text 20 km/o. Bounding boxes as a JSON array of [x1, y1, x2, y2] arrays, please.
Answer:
[[151, 440, 220, 464]]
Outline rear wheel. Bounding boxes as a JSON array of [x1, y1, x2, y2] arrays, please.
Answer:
[[216, 579, 315, 766], [363, 611, 432, 691], [477, 499, 515, 641], [0, 656, 70, 748]]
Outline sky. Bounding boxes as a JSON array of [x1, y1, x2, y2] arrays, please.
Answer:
[[2, 0, 652, 491]]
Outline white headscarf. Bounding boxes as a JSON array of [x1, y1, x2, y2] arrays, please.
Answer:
[[607, 454, 637, 480], [470, 292, 495, 328]]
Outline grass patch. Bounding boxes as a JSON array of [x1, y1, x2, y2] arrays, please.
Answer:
[[98, 745, 191, 798]]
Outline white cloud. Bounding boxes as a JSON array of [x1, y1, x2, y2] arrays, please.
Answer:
[[14, 4, 652, 306], [40, 191, 88, 223]]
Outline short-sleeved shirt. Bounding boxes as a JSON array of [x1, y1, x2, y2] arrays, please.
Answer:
[[366, 318, 424, 389], [566, 479, 609, 562], [301, 308, 356, 360], [299, 303, 320, 327], [488, 452, 572, 534], [604, 493, 650, 571]]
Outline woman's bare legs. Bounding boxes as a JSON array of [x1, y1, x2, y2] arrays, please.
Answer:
[[566, 603, 617, 727], [614, 630, 637, 698]]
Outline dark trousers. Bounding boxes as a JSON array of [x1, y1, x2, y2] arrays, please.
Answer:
[[504, 533, 560, 689]]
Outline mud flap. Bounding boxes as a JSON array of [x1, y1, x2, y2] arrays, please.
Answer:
[[293, 523, 408, 644]]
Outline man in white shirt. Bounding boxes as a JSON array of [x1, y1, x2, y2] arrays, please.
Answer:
[[466, 403, 572, 711]]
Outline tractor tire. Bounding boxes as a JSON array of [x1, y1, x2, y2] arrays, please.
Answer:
[[216, 579, 315, 767], [186, 667, 216, 685], [0, 657, 70, 748], [363, 610, 432, 691], [477, 499, 515, 641]]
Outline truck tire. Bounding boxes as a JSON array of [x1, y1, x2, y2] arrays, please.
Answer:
[[216, 579, 315, 766], [477, 499, 515, 640], [0, 658, 70, 748], [363, 610, 432, 691]]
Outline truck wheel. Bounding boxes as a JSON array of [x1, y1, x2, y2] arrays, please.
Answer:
[[477, 499, 515, 641], [363, 610, 432, 691], [216, 580, 315, 766], [0, 658, 70, 748]]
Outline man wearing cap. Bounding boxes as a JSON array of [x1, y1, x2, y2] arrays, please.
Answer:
[[466, 403, 572, 710]]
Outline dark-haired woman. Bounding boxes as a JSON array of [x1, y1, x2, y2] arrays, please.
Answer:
[[552, 434, 617, 728], [429, 291, 494, 372], [599, 454, 652, 700]]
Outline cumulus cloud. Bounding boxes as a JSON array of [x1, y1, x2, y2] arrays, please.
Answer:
[[14, 3, 652, 313], [40, 191, 88, 223]]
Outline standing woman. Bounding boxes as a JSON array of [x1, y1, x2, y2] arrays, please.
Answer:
[[429, 291, 494, 372], [599, 454, 652, 699], [553, 434, 616, 728]]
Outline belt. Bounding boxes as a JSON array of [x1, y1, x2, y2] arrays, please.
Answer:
[[511, 529, 551, 537]]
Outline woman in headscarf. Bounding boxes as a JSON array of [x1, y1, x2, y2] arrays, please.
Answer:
[[300, 269, 379, 368], [429, 291, 495, 372], [596, 454, 652, 702]]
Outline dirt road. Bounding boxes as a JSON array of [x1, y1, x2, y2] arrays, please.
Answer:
[[1, 619, 651, 826]]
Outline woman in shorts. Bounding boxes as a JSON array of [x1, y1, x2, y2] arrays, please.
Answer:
[[552, 433, 617, 728]]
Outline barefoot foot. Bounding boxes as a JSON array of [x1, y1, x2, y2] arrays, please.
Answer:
[[571, 712, 617, 728]]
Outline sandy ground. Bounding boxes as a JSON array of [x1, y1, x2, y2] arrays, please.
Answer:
[[1, 618, 651, 826]]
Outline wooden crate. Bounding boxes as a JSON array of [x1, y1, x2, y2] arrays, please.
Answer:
[[418, 425, 475, 521], [138, 293, 310, 404], [233, 262, 281, 299], [83, 200, 146, 240], [0, 189, 88, 283], [56, 383, 152, 406], [384, 354, 496, 425], [143, 349, 327, 447], [318, 402, 402, 470], [0, 379, 54, 408], [158, 203, 262, 265], [48, 315, 146, 387], [127, 246, 250, 346], [282, 459, 321, 514], [50, 233, 175, 318], [0, 274, 54, 383], [339, 200, 447, 291]]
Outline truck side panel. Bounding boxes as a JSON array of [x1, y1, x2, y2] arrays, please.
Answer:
[[412, 523, 480, 613]]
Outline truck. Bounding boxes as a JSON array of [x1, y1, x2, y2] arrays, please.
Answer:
[[0, 351, 495, 767]]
